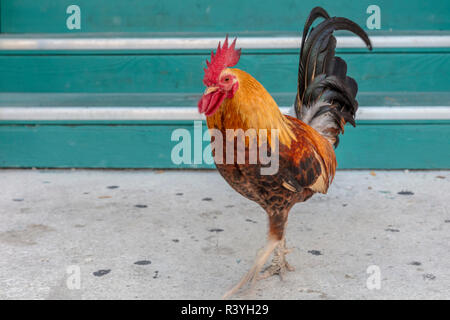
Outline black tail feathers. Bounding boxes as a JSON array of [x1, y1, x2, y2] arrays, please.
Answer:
[[295, 7, 372, 147]]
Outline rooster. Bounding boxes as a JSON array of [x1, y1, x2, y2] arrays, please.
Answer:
[[197, 7, 372, 299]]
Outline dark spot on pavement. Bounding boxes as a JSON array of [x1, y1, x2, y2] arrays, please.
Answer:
[[153, 271, 159, 279], [134, 260, 151, 265], [13, 198, 24, 202], [225, 205, 234, 208], [342, 204, 348, 207], [423, 273, 436, 280], [385, 228, 400, 232], [202, 197, 213, 201], [245, 219, 257, 223], [134, 204, 147, 208], [176, 193, 183, 196], [398, 190, 414, 195], [436, 175, 445, 179], [409, 261, 422, 266], [172, 239, 179, 243], [445, 220, 450, 223], [107, 185, 119, 189], [93, 269, 111, 277], [209, 228, 224, 232], [308, 250, 322, 256]]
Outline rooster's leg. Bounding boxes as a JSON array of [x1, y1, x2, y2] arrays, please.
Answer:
[[259, 237, 295, 280], [222, 237, 280, 299]]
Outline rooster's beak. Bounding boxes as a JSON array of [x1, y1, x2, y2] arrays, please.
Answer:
[[204, 86, 219, 95]]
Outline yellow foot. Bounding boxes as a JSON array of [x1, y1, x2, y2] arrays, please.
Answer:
[[259, 257, 295, 280], [259, 239, 295, 280], [222, 238, 280, 300]]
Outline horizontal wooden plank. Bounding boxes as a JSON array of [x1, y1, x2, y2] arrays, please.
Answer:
[[0, 52, 449, 93], [1, 0, 449, 33], [0, 122, 449, 169], [2, 35, 450, 52], [1, 107, 450, 121]]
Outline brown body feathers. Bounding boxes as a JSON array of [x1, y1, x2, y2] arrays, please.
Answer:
[[206, 69, 336, 239]]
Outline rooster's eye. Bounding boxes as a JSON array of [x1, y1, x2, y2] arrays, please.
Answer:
[[224, 77, 230, 82]]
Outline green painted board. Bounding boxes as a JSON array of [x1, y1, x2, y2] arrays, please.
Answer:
[[2, 92, 449, 109], [1, 0, 449, 33], [0, 121, 449, 169], [1, 52, 449, 93]]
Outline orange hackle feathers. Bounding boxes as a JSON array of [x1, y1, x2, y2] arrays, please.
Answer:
[[206, 68, 296, 148]]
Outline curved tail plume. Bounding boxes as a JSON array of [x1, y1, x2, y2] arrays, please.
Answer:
[[294, 7, 372, 147]]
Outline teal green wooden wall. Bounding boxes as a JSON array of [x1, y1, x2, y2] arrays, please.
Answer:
[[0, 0, 449, 169], [1, 121, 449, 169], [2, 0, 450, 33], [1, 52, 449, 93]]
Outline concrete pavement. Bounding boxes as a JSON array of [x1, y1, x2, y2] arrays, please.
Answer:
[[0, 169, 449, 299]]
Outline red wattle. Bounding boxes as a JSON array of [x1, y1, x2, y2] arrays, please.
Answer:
[[198, 91, 226, 116], [198, 92, 213, 113]]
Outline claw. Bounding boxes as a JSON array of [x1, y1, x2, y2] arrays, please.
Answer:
[[258, 238, 295, 281], [222, 238, 279, 299], [222, 237, 297, 299]]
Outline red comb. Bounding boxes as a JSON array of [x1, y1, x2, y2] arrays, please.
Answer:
[[203, 36, 241, 86]]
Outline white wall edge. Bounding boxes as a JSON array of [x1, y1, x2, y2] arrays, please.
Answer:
[[1, 106, 449, 121], [0, 36, 449, 50]]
